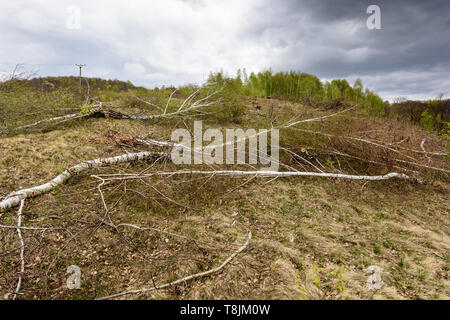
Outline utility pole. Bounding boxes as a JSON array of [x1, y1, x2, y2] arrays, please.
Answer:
[[75, 64, 86, 95]]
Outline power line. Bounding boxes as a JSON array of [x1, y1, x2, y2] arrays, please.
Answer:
[[0, 62, 75, 66]]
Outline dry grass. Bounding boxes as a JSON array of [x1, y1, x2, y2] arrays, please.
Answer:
[[0, 95, 448, 300]]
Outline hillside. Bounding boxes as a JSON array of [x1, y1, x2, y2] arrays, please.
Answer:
[[0, 76, 448, 300]]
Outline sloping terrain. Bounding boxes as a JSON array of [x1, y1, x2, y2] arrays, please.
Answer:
[[0, 86, 449, 300]]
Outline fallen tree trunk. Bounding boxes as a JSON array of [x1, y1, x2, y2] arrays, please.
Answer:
[[0, 106, 426, 212], [0, 151, 165, 212], [2, 89, 222, 133], [99, 170, 424, 184], [1, 104, 216, 134], [1, 164, 423, 214], [1, 104, 104, 133]]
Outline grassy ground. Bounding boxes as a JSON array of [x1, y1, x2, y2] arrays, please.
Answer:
[[0, 92, 448, 300]]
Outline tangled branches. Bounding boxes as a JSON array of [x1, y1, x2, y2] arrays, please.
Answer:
[[0, 87, 448, 300]]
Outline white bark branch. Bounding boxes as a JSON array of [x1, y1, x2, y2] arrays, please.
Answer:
[[125, 100, 220, 120], [290, 128, 449, 173], [97, 169, 424, 184], [1, 104, 103, 134], [98, 231, 252, 300], [420, 138, 432, 164], [0, 151, 165, 212], [177, 88, 202, 112], [12, 199, 25, 300], [164, 89, 178, 115], [130, 95, 163, 112]]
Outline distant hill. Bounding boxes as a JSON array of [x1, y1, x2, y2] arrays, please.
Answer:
[[18, 76, 140, 92]]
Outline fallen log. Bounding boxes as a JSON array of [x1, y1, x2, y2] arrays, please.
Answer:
[[0, 151, 165, 212], [1, 101, 218, 134], [98, 170, 425, 184], [1, 104, 103, 133]]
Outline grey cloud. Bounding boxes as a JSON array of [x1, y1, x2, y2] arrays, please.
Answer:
[[239, 0, 450, 99]]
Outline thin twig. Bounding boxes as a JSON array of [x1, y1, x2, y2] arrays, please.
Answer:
[[13, 199, 25, 300], [420, 138, 432, 164], [98, 231, 252, 300]]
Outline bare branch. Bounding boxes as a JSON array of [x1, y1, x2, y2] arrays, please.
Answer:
[[13, 200, 25, 300], [96, 169, 424, 184], [98, 231, 252, 300], [164, 89, 178, 115], [421, 138, 432, 164]]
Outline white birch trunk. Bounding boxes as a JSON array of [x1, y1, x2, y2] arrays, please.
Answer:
[[0, 151, 163, 212], [100, 170, 424, 184]]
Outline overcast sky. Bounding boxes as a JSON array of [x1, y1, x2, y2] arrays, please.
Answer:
[[0, 0, 449, 100]]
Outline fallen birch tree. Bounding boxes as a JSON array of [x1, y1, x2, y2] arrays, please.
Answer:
[[95, 170, 424, 184], [2, 87, 222, 133], [0, 162, 423, 213], [0, 95, 434, 234], [0, 151, 166, 212], [1, 104, 102, 133], [2, 106, 431, 213]]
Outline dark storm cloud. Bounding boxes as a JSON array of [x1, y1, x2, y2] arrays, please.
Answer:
[[244, 0, 450, 99]]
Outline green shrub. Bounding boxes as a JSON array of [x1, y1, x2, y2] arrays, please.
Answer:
[[389, 99, 449, 132], [205, 72, 247, 124], [419, 109, 435, 131]]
